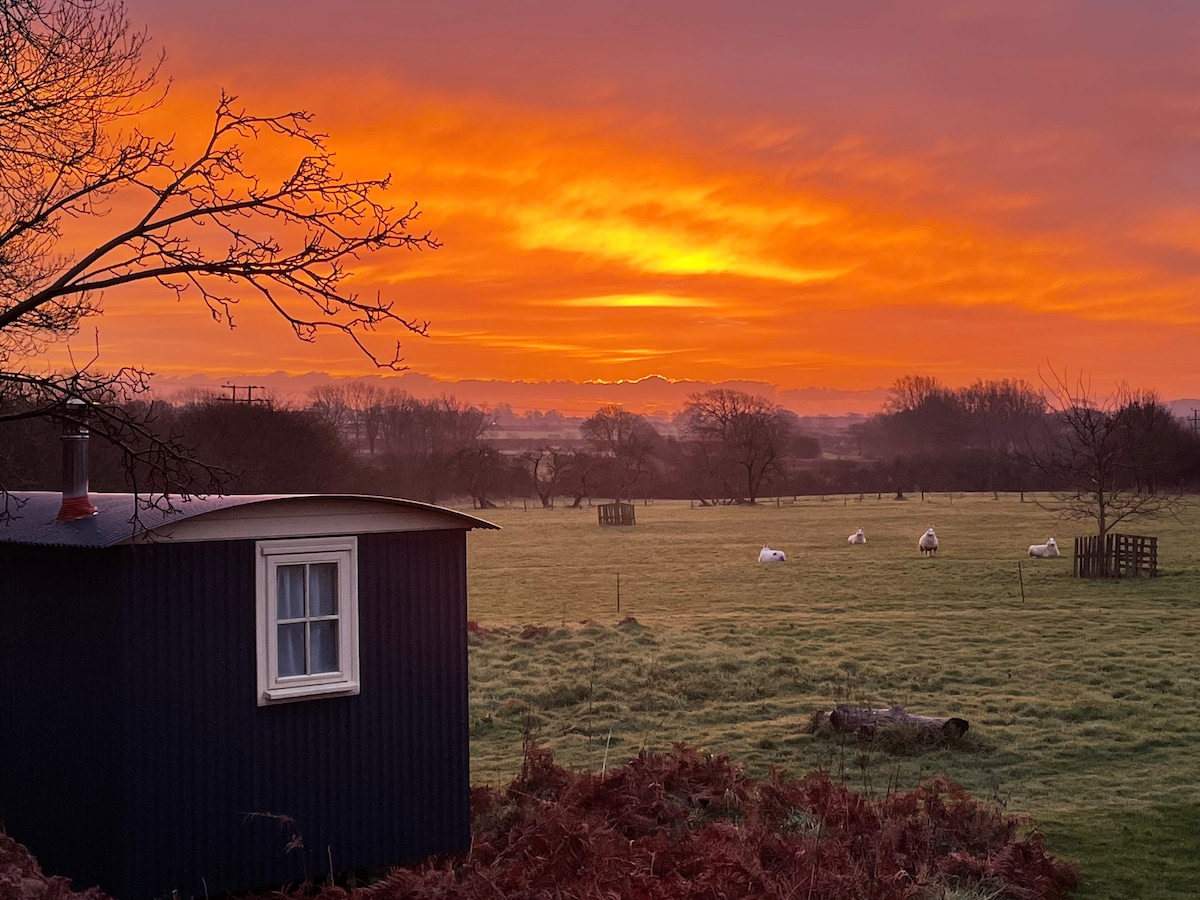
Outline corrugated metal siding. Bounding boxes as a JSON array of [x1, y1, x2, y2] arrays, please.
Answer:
[[119, 539, 261, 897], [114, 530, 470, 898], [0, 545, 124, 891], [359, 530, 471, 862], [1, 530, 471, 900]]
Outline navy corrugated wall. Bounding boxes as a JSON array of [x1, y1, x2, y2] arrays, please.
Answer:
[[0, 529, 471, 899], [0, 545, 125, 887]]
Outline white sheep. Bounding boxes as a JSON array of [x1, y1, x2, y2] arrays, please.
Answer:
[[758, 545, 787, 563], [848, 528, 866, 545], [918, 526, 939, 556], [1028, 537, 1060, 559]]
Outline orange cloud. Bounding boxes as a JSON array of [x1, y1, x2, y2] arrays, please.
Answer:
[[37, 59, 1200, 404]]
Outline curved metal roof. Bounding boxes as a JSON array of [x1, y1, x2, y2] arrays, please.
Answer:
[[0, 492, 499, 548]]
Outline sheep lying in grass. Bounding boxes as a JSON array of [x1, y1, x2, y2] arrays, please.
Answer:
[[848, 528, 866, 545], [758, 546, 787, 563], [918, 527, 939, 556], [1028, 537, 1060, 558]]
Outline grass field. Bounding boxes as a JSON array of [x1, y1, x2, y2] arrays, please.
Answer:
[[462, 494, 1200, 900]]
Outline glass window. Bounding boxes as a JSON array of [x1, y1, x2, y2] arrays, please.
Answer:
[[256, 537, 360, 705]]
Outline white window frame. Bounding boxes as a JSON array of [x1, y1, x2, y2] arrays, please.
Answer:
[[256, 536, 360, 705]]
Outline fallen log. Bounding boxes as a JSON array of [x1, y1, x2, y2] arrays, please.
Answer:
[[813, 705, 969, 740]]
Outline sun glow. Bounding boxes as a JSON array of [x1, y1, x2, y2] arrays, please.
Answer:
[[37, 19, 1200, 402], [554, 294, 719, 309]]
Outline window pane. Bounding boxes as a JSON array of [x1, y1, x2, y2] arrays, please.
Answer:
[[276, 565, 305, 620], [310, 621, 339, 673], [278, 622, 306, 677], [309, 563, 339, 617]]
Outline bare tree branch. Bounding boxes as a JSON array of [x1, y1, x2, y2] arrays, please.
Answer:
[[1, 0, 438, 513], [1021, 366, 1187, 568]]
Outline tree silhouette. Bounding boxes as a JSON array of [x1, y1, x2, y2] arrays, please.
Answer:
[[1023, 369, 1186, 560], [580, 405, 660, 502], [681, 389, 791, 504], [1, 0, 436, 507]]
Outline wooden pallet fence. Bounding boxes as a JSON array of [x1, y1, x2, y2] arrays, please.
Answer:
[[597, 501, 636, 527], [1073, 533, 1158, 578]]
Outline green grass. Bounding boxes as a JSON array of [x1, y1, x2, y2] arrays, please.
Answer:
[[463, 494, 1200, 900]]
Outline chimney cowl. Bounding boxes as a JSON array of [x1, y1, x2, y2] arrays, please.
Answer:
[[56, 397, 98, 522]]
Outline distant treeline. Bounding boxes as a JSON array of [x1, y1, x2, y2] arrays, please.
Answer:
[[4, 376, 1199, 507]]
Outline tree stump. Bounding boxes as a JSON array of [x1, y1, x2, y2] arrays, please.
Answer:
[[813, 705, 969, 741]]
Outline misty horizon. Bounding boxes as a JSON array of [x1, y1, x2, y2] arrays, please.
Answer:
[[145, 370, 1200, 421]]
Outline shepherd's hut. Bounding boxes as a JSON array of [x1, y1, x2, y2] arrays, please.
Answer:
[[0, 411, 497, 898]]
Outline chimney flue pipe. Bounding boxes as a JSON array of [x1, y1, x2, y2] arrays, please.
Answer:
[[56, 397, 98, 522]]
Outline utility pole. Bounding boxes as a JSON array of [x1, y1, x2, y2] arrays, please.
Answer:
[[221, 384, 269, 405]]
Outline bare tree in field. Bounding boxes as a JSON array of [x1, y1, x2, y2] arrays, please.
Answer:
[[522, 445, 575, 509], [559, 449, 600, 509], [580, 405, 660, 502], [681, 388, 791, 505], [1024, 369, 1186, 555], [1, 0, 437, 508], [678, 420, 739, 506]]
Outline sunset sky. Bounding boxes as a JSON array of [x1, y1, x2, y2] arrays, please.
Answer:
[[53, 1, 1200, 413]]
